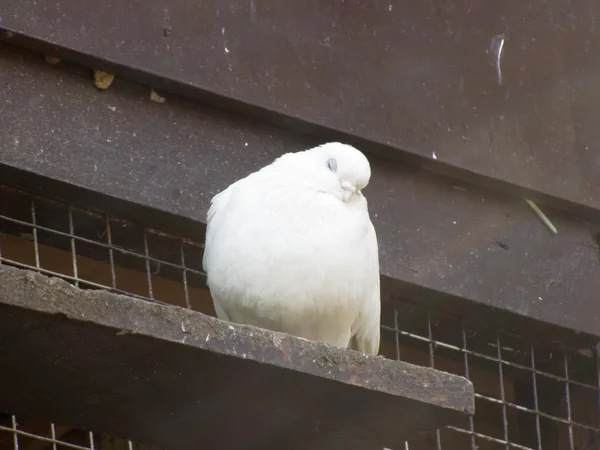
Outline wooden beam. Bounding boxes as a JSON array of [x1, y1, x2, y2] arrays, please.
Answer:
[[0, 265, 475, 449], [0, 43, 599, 342], [2, 0, 600, 218]]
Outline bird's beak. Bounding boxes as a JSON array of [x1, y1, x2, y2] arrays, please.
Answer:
[[341, 182, 356, 202]]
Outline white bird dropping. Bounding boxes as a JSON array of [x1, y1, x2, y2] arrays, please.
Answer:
[[202, 142, 381, 355]]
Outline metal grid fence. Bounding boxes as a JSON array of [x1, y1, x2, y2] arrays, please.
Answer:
[[0, 415, 160, 450], [0, 182, 598, 450]]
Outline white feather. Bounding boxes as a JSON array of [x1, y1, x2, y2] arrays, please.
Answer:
[[202, 142, 381, 355]]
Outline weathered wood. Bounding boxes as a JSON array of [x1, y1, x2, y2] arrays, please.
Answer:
[[2, 0, 600, 217], [0, 44, 599, 341], [0, 265, 475, 449]]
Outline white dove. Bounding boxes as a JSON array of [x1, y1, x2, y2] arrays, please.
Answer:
[[202, 142, 380, 355]]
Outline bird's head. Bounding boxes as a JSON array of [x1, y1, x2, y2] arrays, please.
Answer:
[[272, 142, 372, 203], [304, 142, 372, 203]]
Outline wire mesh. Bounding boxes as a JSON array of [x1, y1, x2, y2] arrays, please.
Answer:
[[0, 414, 158, 450], [381, 303, 600, 450], [0, 182, 599, 450], [0, 183, 208, 311]]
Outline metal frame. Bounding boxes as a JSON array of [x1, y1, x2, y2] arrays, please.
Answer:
[[387, 303, 600, 449], [0, 183, 204, 307]]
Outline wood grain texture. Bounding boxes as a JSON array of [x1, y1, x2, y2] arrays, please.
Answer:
[[0, 265, 474, 450], [2, 0, 600, 217]]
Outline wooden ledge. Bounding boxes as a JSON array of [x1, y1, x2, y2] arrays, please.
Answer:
[[0, 265, 474, 449]]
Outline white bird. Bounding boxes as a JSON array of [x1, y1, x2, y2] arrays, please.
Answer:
[[202, 142, 380, 355]]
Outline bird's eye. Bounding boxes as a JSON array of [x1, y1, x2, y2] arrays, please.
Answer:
[[326, 158, 338, 172]]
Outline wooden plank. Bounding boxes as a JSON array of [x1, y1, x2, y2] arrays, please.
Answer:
[[2, 0, 600, 217], [0, 265, 475, 450], [0, 43, 599, 341]]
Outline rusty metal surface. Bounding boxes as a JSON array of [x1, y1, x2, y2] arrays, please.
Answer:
[[0, 265, 474, 449], [1, 43, 599, 340], [1, 0, 600, 217]]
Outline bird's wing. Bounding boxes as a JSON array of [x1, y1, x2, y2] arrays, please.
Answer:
[[202, 181, 241, 322], [349, 223, 381, 356], [205, 180, 239, 230], [348, 278, 381, 355]]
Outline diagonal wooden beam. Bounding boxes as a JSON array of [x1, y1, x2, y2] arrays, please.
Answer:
[[1, 0, 600, 219]]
